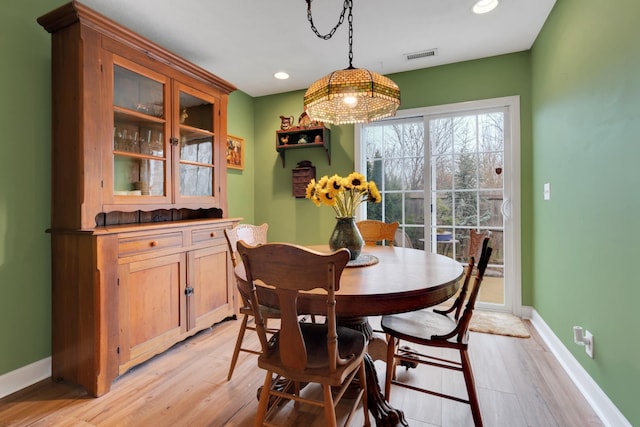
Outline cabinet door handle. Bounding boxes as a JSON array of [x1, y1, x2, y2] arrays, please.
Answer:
[[149, 240, 158, 247], [185, 286, 194, 296], [170, 137, 179, 146], [210, 232, 216, 238]]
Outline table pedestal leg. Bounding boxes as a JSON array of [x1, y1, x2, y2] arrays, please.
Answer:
[[363, 353, 408, 427], [338, 317, 408, 427]]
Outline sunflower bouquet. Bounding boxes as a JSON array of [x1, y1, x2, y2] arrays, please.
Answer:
[[305, 172, 381, 217]]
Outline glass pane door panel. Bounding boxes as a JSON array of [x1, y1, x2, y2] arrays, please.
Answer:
[[404, 192, 425, 225], [114, 116, 164, 157], [429, 110, 506, 306], [434, 192, 453, 226], [114, 65, 164, 118], [114, 155, 165, 196], [179, 92, 213, 132], [180, 133, 212, 164], [434, 154, 454, 189], [179, 116, 214, 197], [180, 165, 212, 196], [381, 193, 403, 223], [113, 63, 167, 198], [383, 159, 402, 191]]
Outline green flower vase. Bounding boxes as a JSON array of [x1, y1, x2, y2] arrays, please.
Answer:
[[329, 217, 364, 260]]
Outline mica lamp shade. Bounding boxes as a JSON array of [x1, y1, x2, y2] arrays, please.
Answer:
[[303, 67, 401, 125]]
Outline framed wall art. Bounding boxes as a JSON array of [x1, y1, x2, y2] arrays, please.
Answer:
[[226, 134, 244, 170]]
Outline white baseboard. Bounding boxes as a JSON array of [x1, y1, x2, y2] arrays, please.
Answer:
[[0, 357, 51, 399], [529, 309, 630, 427]]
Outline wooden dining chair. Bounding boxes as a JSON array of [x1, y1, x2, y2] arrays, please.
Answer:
[[380, 238, 492, 427], [435, 229, 492, 320], [356, 220, 399, 246], [224, 223, 280, 381], [393, 228, 413, 248], [236, 241, 370, 427], [467, 229, 492, 266]]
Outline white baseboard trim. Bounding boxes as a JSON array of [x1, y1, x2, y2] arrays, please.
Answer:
[[529, 308, 630, 427], [0, 357, 51, 399]]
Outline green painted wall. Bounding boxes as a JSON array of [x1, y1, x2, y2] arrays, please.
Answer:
[[531, 0, 639, 423], [253, 92, 358, 245], [0, 0, 61, 375], [226, 90, 256, 224]]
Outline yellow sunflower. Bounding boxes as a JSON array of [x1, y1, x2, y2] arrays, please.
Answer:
[[306, 171, 381, 217]]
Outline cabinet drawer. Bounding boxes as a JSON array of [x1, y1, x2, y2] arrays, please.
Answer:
[[192, 227, 225, 245], [118, 232, 183, 257]]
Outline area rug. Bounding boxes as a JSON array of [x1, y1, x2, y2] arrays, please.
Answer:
[[470, 310, 530, 338]]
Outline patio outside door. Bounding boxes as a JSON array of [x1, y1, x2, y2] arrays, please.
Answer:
[[358, 96, 521, 313], [428, 107, 508, 309]]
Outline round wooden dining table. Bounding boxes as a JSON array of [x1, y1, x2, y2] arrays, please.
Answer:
[[235, 245, 464, 427]]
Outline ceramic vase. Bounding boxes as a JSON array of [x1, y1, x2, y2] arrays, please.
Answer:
[[329, 217, 364, 260]]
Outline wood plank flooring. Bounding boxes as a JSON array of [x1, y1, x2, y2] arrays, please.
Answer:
[[0, 317, 604, 426]]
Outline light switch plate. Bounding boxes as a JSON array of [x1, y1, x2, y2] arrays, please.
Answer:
[[544, 182, 551, 200]]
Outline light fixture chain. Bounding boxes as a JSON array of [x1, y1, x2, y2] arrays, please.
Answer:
[[347, 0, 353, 68], [303, 0, 399, 125], [306, 0, 349, 41]]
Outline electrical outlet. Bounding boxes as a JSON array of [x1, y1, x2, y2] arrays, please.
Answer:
[[573, 326, 594, 358], [584, 330, 594, 358]]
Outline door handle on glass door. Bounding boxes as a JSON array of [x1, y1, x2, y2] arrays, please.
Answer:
[[501, 198, 511, 219]]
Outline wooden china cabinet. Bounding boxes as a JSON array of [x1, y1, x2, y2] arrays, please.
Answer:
[[38, 2, 239, 397]]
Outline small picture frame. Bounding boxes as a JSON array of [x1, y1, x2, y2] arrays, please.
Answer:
[[226, 134, 244, 170]]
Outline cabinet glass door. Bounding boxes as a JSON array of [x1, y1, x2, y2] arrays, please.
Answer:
[[176, 85, 216, 198], [113, 63, 168, 198]]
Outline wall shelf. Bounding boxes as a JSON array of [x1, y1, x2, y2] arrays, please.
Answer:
[[276, 126, 330, 167]]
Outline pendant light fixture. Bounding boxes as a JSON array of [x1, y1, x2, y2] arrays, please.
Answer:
[[303, 0, 400, 125]]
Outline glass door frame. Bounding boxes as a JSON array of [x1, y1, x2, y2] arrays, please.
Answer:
[[172, 81, 220, 206], [107, 54, 172, 206], [356, 96, 522, 315]]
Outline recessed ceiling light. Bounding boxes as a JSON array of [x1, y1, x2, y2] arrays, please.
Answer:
[[274, 71, 290, 80], [472, 0, 499, 14]]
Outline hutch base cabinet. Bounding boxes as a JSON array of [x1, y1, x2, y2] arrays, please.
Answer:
[[50, 219, 239, 396], [39, 2, 239, 396]]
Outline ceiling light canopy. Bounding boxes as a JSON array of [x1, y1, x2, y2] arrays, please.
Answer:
[[303, 0, 400, 125]]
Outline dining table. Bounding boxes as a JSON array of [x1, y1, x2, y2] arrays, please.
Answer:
[[235, 244, 464, 427]]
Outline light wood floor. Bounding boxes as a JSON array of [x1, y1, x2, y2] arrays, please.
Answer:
[[0, 317, 604, 427]]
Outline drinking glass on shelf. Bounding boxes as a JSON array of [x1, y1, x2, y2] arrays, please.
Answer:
[[114, 127, 122, 150], [140, 129, 152, 154], [150, 131, 164, 156], [129, 131, 139, 153], [120, 129, 129, 151]]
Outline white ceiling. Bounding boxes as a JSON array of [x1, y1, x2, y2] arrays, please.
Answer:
[[79, 0, 556, 97]]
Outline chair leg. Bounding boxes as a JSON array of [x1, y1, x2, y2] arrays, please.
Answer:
[[460, 349, 483, 427], [322, 384, 337, 427], [384, 336, 397, 400], [227, 313, 250, 381], [294, 381, 301, 408], [358, 361, 371, 427], [255, 370, 274, 427]]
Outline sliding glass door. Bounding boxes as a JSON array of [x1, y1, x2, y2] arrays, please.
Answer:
[[357, 97, 521, 312]]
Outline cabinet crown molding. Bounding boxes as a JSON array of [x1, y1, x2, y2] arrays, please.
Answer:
[[38, 1, 236, 93]]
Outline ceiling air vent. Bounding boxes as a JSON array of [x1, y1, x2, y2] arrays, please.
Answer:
[[405, 49, 438, 61]]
